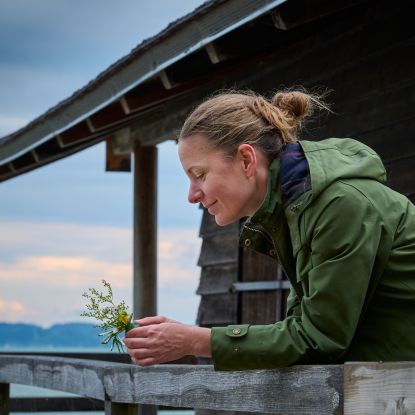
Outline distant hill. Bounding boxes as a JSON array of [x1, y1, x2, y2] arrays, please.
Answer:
[[0, 322, 105, 348]]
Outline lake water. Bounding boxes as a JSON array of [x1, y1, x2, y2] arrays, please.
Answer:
[[2, 347, 194, 415]]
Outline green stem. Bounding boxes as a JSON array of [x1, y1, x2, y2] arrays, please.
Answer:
[[124, 322, 139, 332]]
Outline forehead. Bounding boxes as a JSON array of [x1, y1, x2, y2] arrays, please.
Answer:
[[178, 134, 219, 165]]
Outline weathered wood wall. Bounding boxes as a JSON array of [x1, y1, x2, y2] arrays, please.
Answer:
[[196, 209, 239, 329], [196, 210, 290, 333], [238, 0, 415, 201]]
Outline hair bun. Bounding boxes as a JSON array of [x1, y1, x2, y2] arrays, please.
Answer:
[[271, 91, 311, 120]]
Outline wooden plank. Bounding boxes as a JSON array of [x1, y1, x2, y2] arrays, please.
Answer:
[[385, 156, 415, 197], [197, 233, 239, 267], [132, 143, 157, 415], [196, 294, 238, 326], [344, 362, 415, 415], [86, 118, 96, 133], [205, 43, 221, 64], [119, 96, 131, 115], [9, 396, 189, 412], [0, 351, 132, 363], [103, 363, 344, 414], [90, 101, 127, 130], [358, 116, 415, 163], [0, 355, 344, 414], [133, 144, 158, 319], [196, 263, 238, 295], [240, 249, 281, 324], [159, 70, 173, 90], [10, 396, 103, 412], [105, 400, 138, 415], [199, 208, 239, 238], [0, 383, 9, 415], [106, 137, 131, 172]]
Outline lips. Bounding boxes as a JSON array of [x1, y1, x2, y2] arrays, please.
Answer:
[[206, 201, 217, 213]]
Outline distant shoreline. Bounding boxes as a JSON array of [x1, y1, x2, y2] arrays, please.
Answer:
[[0, 322, 107, 349]]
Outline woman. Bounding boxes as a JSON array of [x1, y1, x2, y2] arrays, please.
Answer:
[[123, 90, 415, 370]]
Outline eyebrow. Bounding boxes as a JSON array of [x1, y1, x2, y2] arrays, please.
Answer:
[[187, 166, 202, 175]]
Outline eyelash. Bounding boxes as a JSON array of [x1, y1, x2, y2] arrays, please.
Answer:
[[196, 173, 205, 180]]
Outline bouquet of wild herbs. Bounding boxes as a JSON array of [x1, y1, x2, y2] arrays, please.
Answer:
[[81, 280, 136, 352]]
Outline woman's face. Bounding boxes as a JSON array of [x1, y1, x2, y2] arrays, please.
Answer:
[[178, 134, 268, 226]]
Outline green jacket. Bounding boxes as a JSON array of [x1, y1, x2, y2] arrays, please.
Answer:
[[211, 138, 415, 370]]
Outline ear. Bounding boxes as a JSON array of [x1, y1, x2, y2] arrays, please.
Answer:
[[236, 144, 257, 177]]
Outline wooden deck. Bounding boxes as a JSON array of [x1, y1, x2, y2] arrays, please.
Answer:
[[1, 355, 415, 414]]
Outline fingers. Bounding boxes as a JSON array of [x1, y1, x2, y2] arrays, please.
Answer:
[[124, 325, 150, 338], [133, 356, 159, 367], [134, 316, 169, 326], [127, 347, 153, 359], [123, 336, 151, 349]]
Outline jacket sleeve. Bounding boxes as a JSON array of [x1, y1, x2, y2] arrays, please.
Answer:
[[211, 182, 385, 370]]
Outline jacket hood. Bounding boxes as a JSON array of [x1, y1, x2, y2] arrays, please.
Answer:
[[298, 138, 387, 204]]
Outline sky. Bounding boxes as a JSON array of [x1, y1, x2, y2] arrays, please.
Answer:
[[0, 0, 207, 328]]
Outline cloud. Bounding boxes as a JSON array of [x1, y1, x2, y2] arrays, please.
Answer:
[[0, 299, 26, 315], [0, 221, 201, 326], [0, 255, 132, 288], [0, 221, 132, 263]]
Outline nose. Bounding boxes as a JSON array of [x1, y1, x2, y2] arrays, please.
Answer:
[[188, 183, 202, 204]]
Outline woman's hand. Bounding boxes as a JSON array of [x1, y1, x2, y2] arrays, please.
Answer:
[[123, 315, 211, 366], [133, 315, 180, 326]]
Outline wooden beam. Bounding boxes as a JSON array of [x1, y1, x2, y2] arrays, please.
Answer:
[[159, 70, 173, 90], [133, 144, 157, 319], [7, 163, 16, 173], [10, 397, 103, 412], [270, 10, 288, 30], [344, 362, 415, 414], [105, 400, 137, 415], [205, 42, 221, 64], [133, 144, 158, 415], [86, 118, 96, 133], [0, 383, 10, 415], [55, 134, 65, 148], [105, 137, 131, 172], [113, 128, 134, 155], [31, 150, 40, 163], [119, 96, 131, 115], [0, 355, 344, 414]]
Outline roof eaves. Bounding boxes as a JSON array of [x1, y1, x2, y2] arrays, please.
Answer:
[[0, 0, 287, 166]]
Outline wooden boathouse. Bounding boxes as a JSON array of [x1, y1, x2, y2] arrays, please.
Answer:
[[1, 0, 415, 413]]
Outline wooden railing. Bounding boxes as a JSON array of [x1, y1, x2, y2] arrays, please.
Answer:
[[1, 354, 415, 414]]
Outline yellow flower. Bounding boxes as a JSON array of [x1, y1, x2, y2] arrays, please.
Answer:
[[117, 311, 130, 328]]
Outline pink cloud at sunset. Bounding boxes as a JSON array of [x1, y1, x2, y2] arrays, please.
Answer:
[[0, 221, 201, 326], [0, 299, 26, 315]]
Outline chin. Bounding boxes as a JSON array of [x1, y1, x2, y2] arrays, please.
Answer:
[[214, 214, 239, 227]]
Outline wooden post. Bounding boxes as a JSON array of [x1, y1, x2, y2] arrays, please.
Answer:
[[133, 143, 158, 415], [133, 144, 157, 318], [0, 383, 10, 415], [344, 362, 415, 414], [105, 399, 138, 415]]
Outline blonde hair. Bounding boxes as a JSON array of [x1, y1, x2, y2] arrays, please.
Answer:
[[179, 89, 330, 161]]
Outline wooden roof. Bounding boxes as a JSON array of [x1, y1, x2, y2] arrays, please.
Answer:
[[1, 0, 407, 186], [0, 0, 288, 181]]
